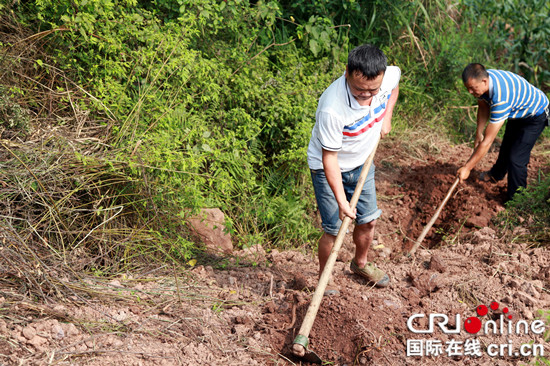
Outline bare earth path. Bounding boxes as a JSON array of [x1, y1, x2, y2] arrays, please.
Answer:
[[1, 135, 549, 365]]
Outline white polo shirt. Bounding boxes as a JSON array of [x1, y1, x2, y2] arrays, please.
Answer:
[[307, 66, 401, 172]]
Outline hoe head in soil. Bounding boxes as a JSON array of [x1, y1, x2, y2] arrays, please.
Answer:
[[292, 335, 322, 364]]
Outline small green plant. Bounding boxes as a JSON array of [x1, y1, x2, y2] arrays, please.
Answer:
[[168, 236, 196, 262], [211, 301, 225, 313], [0, 87, 30, 135], [497, 172, 550, 244]]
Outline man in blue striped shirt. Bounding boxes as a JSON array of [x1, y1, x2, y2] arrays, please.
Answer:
[[457, 63, 549, 201]]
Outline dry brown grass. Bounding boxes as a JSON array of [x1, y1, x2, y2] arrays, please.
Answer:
[[0, 11, 184, 306]]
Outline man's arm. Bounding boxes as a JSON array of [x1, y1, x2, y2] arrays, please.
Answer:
[[322, 149, 356, 220], [381, 85, 399, 138], [457, 118, 505, 182], [474, 99, 490, 149]]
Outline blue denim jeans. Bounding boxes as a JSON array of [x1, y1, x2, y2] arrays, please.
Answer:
[[310, 164, 382, 236]]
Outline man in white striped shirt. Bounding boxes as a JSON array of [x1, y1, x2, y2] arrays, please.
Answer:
[[307, 44, 400, 294], [458, 63, 549, 201]]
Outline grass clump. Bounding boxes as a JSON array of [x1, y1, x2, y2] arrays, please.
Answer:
[[496, 172, 550, 245]]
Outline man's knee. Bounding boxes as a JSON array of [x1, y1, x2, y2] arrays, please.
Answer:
[[321, 231, 336, 242], [509, 155, 530, 170], [355, 219, 376, 232]]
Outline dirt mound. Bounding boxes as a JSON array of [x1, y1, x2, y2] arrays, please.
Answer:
[[375, 142, 508, 254], [1, 138, 549, 365]]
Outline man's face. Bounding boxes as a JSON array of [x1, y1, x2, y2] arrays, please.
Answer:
[[464, 77, 489, 98], [346, 69, 384, 106]]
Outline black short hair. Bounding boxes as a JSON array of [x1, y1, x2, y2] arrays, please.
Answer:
[[347, 44, 387, 80], [462, 63, 488, 83]]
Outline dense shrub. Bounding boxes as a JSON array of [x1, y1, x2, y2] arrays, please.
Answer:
[[1, 0, 548, 262]]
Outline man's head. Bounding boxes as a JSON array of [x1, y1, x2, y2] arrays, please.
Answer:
[[347, 44, 387, 79], [462, 63, 489, 98], [346, 44, 387, 105]]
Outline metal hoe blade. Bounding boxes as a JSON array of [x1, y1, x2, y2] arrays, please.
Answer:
[[292, 335, 322, 364], [302, 349, 323, 364]]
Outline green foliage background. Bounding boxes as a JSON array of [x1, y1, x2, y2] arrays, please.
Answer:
[[1, 0, 548, 262]]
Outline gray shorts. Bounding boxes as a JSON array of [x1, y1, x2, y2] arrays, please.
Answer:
[[310, 164, 382, 236]]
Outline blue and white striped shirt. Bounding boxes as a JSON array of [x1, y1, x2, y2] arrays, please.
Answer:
[[480, 69, 549, 124]]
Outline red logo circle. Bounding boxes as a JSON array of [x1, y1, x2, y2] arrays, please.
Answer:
[[476, 305, 488, 316], [464, 317, 482, 334]]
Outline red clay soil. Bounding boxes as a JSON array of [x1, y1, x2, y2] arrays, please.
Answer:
[[377, 142, 508, 253], [261, 138, 550, 366], [1, 137, 549, 366]]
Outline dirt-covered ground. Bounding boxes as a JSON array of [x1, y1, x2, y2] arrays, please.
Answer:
[[1, 135, 549, 365]]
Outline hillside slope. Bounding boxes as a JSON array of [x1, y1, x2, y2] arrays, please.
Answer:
[[1, 136, 549, 365]]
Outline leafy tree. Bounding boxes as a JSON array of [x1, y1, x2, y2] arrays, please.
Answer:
[[462, 0, 550, 89]]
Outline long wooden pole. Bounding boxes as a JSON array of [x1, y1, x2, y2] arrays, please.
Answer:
[[408, 177, 460, 255]]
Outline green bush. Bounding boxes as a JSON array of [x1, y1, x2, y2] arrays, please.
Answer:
[[15, 0, 329, 252], [3, 0, 548, 262]]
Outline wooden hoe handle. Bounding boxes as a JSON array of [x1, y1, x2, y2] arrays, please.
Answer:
[[292, 137, 380, 357], [408, 177, 460, 255]]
